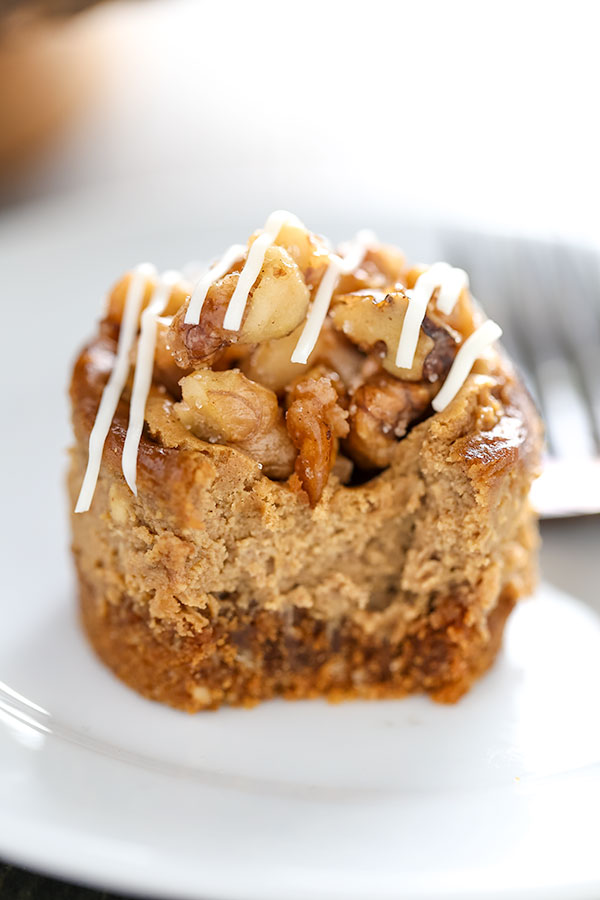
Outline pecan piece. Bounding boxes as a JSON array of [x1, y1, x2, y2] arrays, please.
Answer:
[[286, 368, 349, 506]]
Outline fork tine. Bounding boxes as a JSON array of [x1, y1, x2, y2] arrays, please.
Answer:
[[576, 346, 600, 446], [501, 237, 597, 460], [553, 242, 600, 447], [535, 356, 597, 459], [440, 228, 600, 517]]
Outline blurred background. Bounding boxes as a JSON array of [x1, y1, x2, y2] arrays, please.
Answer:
[[1, 0, 599, 242]]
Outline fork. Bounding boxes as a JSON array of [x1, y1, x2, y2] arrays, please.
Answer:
[[440, 231, 600, 518]]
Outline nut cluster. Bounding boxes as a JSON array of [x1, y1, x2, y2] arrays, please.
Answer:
[[104, 227, 477, 505]]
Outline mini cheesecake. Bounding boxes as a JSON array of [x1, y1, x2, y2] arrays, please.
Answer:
[[69, 213, 542, 710]]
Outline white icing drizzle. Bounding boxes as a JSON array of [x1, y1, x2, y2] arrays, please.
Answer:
[[432, 319, 502, 412], [74, 263, 156, 514], [184, 244, 246, 325], [436, 264, 469, 315], [395, 262, 469, 369], [222, 210, 304, 332], [122, 270, 181, 494], [290, 262, 342, 365], [290, 229, 376, 365]]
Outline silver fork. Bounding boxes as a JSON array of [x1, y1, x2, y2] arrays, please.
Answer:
[[440, 231, 600, 518]]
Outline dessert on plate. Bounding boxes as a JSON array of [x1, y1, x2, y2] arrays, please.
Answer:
[[69, 211, 542, 711]]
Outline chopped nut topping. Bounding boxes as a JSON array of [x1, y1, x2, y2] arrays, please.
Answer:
[[242, 320, 365, 395], [168, 245, 310, 368], [168, 275, 238, 367], [345, 373, 434, 469], [176, 369, 296, 479], [240, 244, 310, 342], [406, 264, 476, 337], [272, 223, 331, 288], [330, 291, 432, 381], [337, 244, 406, 295], [421, 316, 460, 382], [105, 272, 190, 328], [286, 367, 349, 506], [153, 317, 192, 398], [83, 218, 491, 511], [331, 291, 460, 384]]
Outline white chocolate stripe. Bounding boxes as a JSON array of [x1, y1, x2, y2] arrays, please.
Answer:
[[75, 262, 156, 513], [223, 232, 273, 331], [436, 265, 468, 315], [122, 270, 181, 494], [432, 319, 502, 412], [184, 244, 246, 325], [291, 230, 375, 365], [395, 262, 469, 369], [290, 260, 342, 365], [223, 210, 304, 332], [395, 283, 429, 370]]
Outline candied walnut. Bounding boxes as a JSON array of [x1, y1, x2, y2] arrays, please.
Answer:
[[242, 319, 365, 395], [168, 275, 237, 367], [315, 322, 369, 391], [345, 373, 434, 469], [241, 243, 310, 342], [272, 223, 331, 289], [153, 316, 193, 398], [168, 245, 310, 368], [337, 244, 406, 295], [406, 264, 476, 338], [105, 272, 191, 327], [331, 291, 459, 384], [241, 324, 309, 394], [421, 316, 459, 382], [176, 369, 296, 479], [152, 317, 253, 400], [331, 291, 431, 382], [286, 368, 349, 506]]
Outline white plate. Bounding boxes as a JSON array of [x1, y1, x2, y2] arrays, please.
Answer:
[[1, 190, 600, 900]]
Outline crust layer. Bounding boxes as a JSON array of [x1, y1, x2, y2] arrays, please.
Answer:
[[78, 572, 519, 710]]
